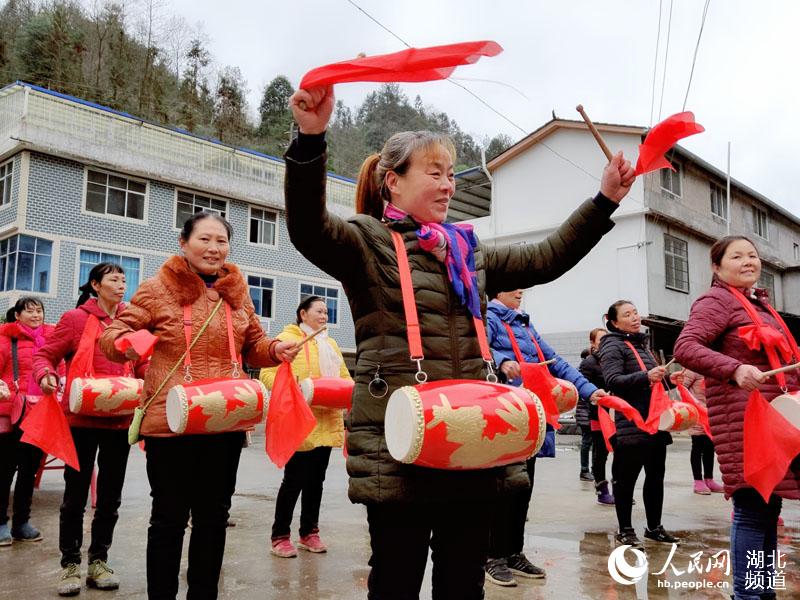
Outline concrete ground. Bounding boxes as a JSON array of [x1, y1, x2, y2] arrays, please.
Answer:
[[1, 433, 799, 599]]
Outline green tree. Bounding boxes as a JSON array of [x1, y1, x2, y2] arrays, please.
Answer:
[[256, 75, 294, 155], [213, 66, 249, 145]]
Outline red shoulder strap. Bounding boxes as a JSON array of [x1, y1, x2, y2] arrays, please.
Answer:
[[65, 314, 101, 394], [623, 340, 648, 372], [501, 322, 525, 364]]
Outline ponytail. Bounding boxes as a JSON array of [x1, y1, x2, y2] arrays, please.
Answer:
[[356, 153, 384, 220], [76, 282, 94, 308]]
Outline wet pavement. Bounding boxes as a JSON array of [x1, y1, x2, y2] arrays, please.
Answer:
[[1, 433, 799, 599]]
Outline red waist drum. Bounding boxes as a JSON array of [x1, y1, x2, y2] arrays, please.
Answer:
[[553, 378, 578, 414], [658, 401, 700, 432], [166, 378, 267, 435], [771, 391, 800, 429], [384, 380, 547, 470], [299, 377, 354, 410], [69, 377, 143, 417]]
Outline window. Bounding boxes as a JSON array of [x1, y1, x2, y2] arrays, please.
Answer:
[[79, 250, 140, 302], [175, 190, 227, 229], [758, 271, 775, 302], [710, 182, 727, 220], [794, 243, 799, 262], [249, 207, 277, 245], [0, 235, 52, 292], [752, 207, 769, 240], [300, 283, 339, 325], [664, 234, 689, 293], [660, 163, 681, 196], [248, 275, 274, 319], [85, 169, 146, 220], [0, 160, 12, 206]]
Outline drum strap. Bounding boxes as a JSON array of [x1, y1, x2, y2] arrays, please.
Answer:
[[182, 301, 240, 382], [623, 341, 650, 373], [389, 230, 495, 380], [502, 322, 546, 364]]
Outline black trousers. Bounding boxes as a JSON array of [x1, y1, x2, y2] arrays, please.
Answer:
[[488, 457, 535, 559], [271, 446, 332, 539], [60, 427, 130, 567], [591, 430, 609, 484], [579, 424, 592, 472], [0, 428, 43, 527], [366, 500, 492, 600], [690, 434, 715, 480], [611, 441, 666, 531], [145, 432, 243, 600]]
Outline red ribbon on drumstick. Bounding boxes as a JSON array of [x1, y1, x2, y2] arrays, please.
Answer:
[[595, 395, 646, 452], [266, 362, 317, 469]]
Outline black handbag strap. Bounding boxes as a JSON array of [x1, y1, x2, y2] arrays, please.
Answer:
[[11, 337, 19, 390]]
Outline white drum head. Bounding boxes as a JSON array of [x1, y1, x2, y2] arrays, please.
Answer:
[[658, 408, 675, 431], [772, 394, 800, 430], [166, 387, 186, 434], [68, 378, 83, 414], [299, 378, 314, 403], [384, 388, 418, 463]]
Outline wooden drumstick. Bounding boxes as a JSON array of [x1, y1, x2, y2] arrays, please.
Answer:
[[576, 104, 613, 161], [298, 52, 366, 110], [762, 362, 800, 378], [295, 325, 327, 348]]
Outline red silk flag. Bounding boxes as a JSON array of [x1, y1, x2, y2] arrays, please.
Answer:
[[20, 393, 79, 470], [299, 40, 503, 89], [634, 112, 705, 175], [265, 362, 317, 469], [743, 390, 800, 502], [596, 395, 647, 452], [644, 384, 672, 434], [675, 383, 713, 439], [519, 362, 561, 430], [114, 330, 158, 360]]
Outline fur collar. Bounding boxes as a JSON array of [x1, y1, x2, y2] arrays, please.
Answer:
[[158, 255, 248, 309]]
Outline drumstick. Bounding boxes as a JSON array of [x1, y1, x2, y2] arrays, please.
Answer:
[[576, 104, 613, 161], [762, 362, 800, 378], [295, 326, 327, 348], [664, 358, 676, 369]]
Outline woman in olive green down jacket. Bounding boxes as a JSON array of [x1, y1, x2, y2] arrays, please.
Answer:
[[284, 84, 636, 600]]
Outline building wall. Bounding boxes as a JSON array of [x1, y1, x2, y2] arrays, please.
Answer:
[[0, 152, 21, 229], [0, 151, 356, 350]]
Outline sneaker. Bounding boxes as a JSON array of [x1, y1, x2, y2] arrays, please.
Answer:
[[595, 480, 615, 505], [644, 525, 681, 545], [11, 521, 42, 542], [0, 523, 11, 546], [704, 479, 724, 493], [485, 558, 517, 587], [58, 563, 81, 597], [507, 553, 546, 579], [298, 531, 327, 553], [694, 480, 711, 495], [579, 470, 594, 481], [615, 527, 643, 550], [86, 559, 119, 590], [270, 536, 297, 558]]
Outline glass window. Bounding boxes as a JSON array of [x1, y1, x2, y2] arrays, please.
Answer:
[[175, 190, 227, 229], [664, 234, 689, 293], [300, 282, 339, 325], [249, 207, 277, 245], [0, 161, 13, 206], [247, 275, 274, 319], [710, 182, 728, 220], [660, 163, 682, 196], [758, 271, 775, 302], [752, 207, 768, 240], [78, 249, 141, 302], [0, 234, 52, 292], [84, 169, 146, 220]]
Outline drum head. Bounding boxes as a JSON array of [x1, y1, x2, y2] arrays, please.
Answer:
[[658, 408, 675, 431], [165, 387, 187, 434], [772, 393, 800, 429], [68, 378, 83, 414], [299, 378, 314, 403], [385, 388, 418, 463]]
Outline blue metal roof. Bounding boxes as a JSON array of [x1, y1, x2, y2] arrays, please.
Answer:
[[2, 80, 356, 184]]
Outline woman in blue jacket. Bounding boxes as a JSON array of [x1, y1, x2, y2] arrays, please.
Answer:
[[484, 288, 606, 588]]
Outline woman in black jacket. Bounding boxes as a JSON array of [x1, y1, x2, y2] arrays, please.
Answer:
[[598, 300, 678, 549], [578, 328, 615, 505]]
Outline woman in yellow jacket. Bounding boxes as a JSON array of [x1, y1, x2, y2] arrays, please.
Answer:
[[260, 295, 351, 558]]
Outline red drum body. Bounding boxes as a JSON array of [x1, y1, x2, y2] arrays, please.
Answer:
[[384, 380, 546, 470], [658, 401, 700, 432], [299, 377, 354, 410], [166, 378, 267, 435], [69, 377, 143, 417], [771, 391, 800, 429], [553, 378, 578, 414]]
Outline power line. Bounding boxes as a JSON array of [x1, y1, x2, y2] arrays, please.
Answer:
[[682, 0, 712, 111], [649, 0, 664, 125], [657, 0, 674, 121]]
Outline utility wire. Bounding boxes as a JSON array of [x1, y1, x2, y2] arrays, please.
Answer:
[[657, 0, 674, 120], [649, 0, 664, 125], [682, 0, 712, 111]]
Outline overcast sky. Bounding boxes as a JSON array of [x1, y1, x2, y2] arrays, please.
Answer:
[[163, 0, 798, 214]]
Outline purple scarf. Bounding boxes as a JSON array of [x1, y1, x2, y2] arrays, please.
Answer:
[[17, 323, 46, 396], [384, 203, 482, 319]]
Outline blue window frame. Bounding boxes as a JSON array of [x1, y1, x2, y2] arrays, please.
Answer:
[[79, 250, 141, 302], [300, 283, 339, 325], [0, 234, 52, 292]]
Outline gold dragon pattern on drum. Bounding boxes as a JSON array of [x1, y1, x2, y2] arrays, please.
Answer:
[[426, 391, 536, 469], [194, 382, 263, 432], [84, 378, 141, 412]]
